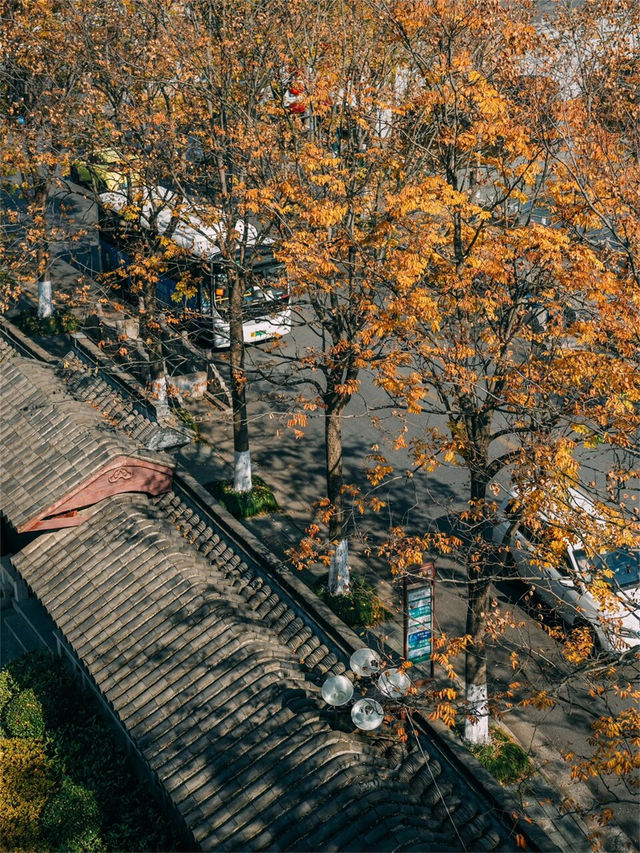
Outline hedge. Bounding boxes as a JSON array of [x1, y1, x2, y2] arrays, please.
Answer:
[[0, 737, 55, 851], [0, 651, 180, 851]]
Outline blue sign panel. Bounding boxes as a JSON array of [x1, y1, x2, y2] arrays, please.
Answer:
[[407, 583, 434, 663], [408, 629, 432, 648]]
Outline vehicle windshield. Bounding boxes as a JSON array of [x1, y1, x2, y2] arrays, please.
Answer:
[[589, 548, 640, 590], [569, 548, 591, 575], [211, 267, 289, 319]]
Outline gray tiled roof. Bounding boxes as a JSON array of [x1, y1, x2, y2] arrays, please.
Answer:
[[0, 358, 170, 531], [57, 354, 164, 447], [0, 336, 16, 363], [13, 496, 508, 852]]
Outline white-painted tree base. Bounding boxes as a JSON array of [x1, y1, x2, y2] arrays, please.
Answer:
[[37, 280, 53, 318], [464, 681, 490, 745], [151, 376, 171, 419], [328, 538, 350, 595], [234, 449, 252, 493]]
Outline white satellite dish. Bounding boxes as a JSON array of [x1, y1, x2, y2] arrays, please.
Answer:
[[351, 698, 384, 731], [377, 668, 411, 699], [350, 648, 381, 678], [322, 675, 354, 706]]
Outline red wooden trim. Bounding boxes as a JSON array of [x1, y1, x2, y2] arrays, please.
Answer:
[[19, 456, 173, 532], [30, 510, 95, 531]]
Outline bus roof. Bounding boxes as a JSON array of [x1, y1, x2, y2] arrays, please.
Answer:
[[99, 185, 262, 261]]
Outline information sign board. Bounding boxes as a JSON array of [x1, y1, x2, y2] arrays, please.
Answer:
[[403, 561, 436, 675]]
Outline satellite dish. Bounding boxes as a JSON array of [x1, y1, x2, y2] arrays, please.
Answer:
[[351, 698, 384, 731], [350, 648, 381, 678], [322, 675, 354, 706], [377, 668, 411, 699]]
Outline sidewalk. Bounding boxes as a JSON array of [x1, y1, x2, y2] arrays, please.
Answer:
[[10, 257, 638, 852]]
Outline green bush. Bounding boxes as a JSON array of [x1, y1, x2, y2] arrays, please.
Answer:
[[174, 405, 201, 439], [3, 651, 57, 688], [2, 651, 75, 731], [15, 307, 80, 336], [207, 475, 279, 519], [314, 574, 392, 628], [0, 670, 16, 716], [470, 727, 533, 785], [4, 688, 46, 739], [0, 737, 56, 851], [0, 652, 179, 851], [41, 776, 103, 852]]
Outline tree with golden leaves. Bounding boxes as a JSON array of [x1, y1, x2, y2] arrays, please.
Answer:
[[366, 0, 640, 752], [173, 0, 295, 491], [65, 0, 191, 415], [265, 0, 424, 594], [1, 0, 87, 316]]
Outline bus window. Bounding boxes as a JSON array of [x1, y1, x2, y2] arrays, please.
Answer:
[[211, 270, 289, 320], [212, 273, 230, 317]]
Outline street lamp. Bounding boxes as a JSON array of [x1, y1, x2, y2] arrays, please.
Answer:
[[377, 667, 411, 700], [320, 647, 410, 732], [321, 674, 353, 706]]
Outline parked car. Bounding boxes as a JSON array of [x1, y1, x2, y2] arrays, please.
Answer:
[[491, 490, 640, 653]]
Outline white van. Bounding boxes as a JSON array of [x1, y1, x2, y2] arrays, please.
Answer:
[[491, 491, 640, 653]]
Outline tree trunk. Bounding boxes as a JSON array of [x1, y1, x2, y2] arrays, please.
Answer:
[[229, 270, 252, 493], [141, 285, 169, 420], [464, 467, 491, 745], [325, 399, 348, 594], [35, 187, 53, 319], [464, 560, 491, 744], [37, 272, 53, 318]]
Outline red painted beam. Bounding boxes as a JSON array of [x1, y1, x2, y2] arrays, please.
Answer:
[[20, 456, 174, 532]]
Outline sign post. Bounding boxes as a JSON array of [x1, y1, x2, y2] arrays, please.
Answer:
[[403, 560, 435, 680]]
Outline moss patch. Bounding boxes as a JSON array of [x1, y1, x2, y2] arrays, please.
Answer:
[[469, 727, 533, 785], [207, 475, 279, 519], [174, 406, 200, 440], [313, 574, 392, 628]]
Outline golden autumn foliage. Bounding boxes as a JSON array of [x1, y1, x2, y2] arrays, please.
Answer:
[[0, 0, 88, 311], [0, 737, 55, 850], [1, 0, 639, 824]]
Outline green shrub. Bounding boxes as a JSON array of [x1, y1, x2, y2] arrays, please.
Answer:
[[15, 308, 80, 336], [4, 688, 45, 739], [0, 652, 179, 851], [469, 727, 533, 785], [207, 475, 279, 519], [2, 651, 75, 731], [314, 574, 392, 628], [0, 737, 56, 850], [41, 776, 103, 852], [174, 405, 200, 439], [3, 651, 56, 689], [57, 311, 81, 333], [0, 670, 16, 716]]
